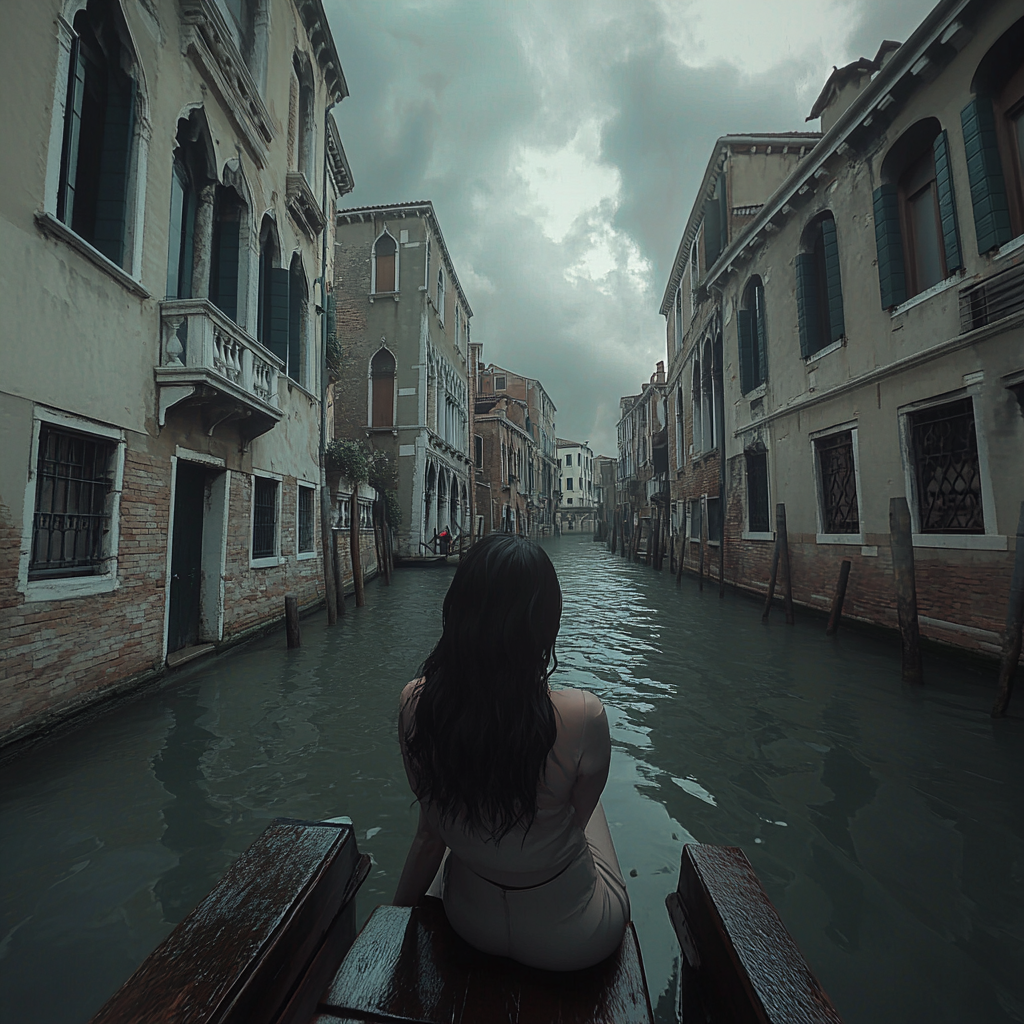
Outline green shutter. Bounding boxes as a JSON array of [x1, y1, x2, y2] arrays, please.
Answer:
[[92, 74, 135, 266], [267, 267, 290, 367], [795, 252, 820, 358], [58, 36, 86, 225], [704, 201, 721, 268], [932, 129, 963, 273], [288, 270, 302, 382], [210, 206, 240, 322], [737, 308, 753, 394], [961, 96, 1012, 253], [718, 172, 729, 255], [873, 184, 907, 309], [754, 289, 767, 387], [820, 216, 845, 342]]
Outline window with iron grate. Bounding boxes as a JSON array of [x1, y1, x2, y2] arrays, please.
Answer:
[[815, 431, 860, 534], [745, 449, 770, 534], [908, 398, 984, 533], [30, 425, 116, 579], [252, 476, 279, 559], [297, 485, 315, 554]]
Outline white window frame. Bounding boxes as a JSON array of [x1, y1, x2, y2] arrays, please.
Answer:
[[42, 7, 149, 285], [296, 479, 317, 559], [436, 268, 446, 325], [19, 407, 126, 602], [898, 388, 1004, 550], [810, 421, 865, 545], [250, 470, 284, 567], [689, 227, 701, 317]]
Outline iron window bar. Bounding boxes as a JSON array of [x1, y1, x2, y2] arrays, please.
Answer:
[[815, 431, 860, 534], [959, 260, 1024, 333], [252, 477, 278, 558], [29, 426, 115, 579]]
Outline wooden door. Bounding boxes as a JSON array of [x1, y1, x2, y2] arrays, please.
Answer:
[[168, 462, 206, 654]]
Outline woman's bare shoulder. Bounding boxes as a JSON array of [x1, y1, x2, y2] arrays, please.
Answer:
[[550, 687, 604, 721]]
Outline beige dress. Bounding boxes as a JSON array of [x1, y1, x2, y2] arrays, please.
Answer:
[[400, 686, 630, 971]]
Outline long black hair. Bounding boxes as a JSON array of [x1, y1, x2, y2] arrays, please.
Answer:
[[404, 534, 562, 840]]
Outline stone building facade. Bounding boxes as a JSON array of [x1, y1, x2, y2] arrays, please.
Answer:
[[332, 202, 473, 559], [671, 0, 1024, 656], [471, 355, 558, 537], [0, 0, 351, 746], [557, 439, 596, 534]]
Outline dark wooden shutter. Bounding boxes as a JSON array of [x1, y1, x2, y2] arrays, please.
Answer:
[[873, 184, 907, 309], [376, 254, 395, 292], [737, 308, 753, 395], [820, 216, 845, 342], [754, 288, 767, 387], [718, 172, 729, 255], [372, 376, 394, 427], [704, 202, 721, 268], [932, 129, 963, 273], [93, 74, 135, 266], [288, 270, 302, 382], [267, 267, 289, 366], [961, 96, 1012, 253], [58, 36, 86, 225], [210, 201, 240, 323], [795, 252, 820, 358]]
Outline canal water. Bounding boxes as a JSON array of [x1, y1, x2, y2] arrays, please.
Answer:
[[1, 535, 1023, 1023]]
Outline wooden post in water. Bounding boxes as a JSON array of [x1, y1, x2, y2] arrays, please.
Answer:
[[285, 595, 300, 648], [762, 508, 782, 622], [992, 501, 1024, 718], [652, 506, 661, 569], [676, 532, 685, 587], [350, 491, 365, 608], [778, 504, 794, 625], [698, 508, 705, 592], [889, 496, 922, 684], [826, 560, 852, 636], [333, 529, 346, 616]]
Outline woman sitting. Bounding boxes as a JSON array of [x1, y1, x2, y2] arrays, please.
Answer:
[[393, 534, 630, 971]]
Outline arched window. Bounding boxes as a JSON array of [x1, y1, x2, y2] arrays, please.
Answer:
[[963, 17, 1024, 249], [738, 276, 767, 394], [674, 286, 683, 352], [166, 111, 215, 300], [874, 119, 962, 307], [675, 387, 685, 468], [796, 212, 845, 358], [701, 336, 714, 451], [291, 54, 315, 181], [691, 354, 702, 456], [287, 254, 307, 385], [56, 0, 140, 269], [370, 347, 396, 427], [373, 231, 397, 292], [436, 268, 446, 324], [210, 185, 246, 322], [257, 216, 280, 345]]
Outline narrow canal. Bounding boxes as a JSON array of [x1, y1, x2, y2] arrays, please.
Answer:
[[2, 535, 1023, 1024]]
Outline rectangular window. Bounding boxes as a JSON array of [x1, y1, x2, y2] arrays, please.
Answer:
[[707, 497, 722, 543], [297, 484, 315, 554], [689, 498, 702, 542], [474, 434, 483, 469], [252, 476, 279, 559], [494, 375, 506, 390], [908, 398, 984, 533], [746, 449, 770, 534], [29, 425, 116, 580], [815, 431, 860, 534], [577, 453, 581, 466], [567, 498, 573, 505], [565, 455, 571, 467], [566, 478, 573, 490]]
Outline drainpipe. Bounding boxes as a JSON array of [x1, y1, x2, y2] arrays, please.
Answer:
[[710, 282, 726, 597]]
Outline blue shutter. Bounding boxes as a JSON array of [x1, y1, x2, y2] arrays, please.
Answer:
[[754, 288, 767, 387], [961, 96, 1012, 253], [873, 184, 907, 309], [820, 216, 845, 342], [737, 308, 753, 395], [795, 252, 819, 358], [58, 36, 86, 225], [932, 129, 963, 273], [93, 74, 135, 266], [267, 267, 290, 367]]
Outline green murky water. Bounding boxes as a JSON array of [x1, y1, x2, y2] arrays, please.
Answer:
[[1, 535, 1023, 1023]]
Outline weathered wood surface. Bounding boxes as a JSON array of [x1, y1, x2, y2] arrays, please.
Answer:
[[286, 595, 301, 648], [319, 901, 654, 1024], [889, 496, 922, 684], [89, 820, 369, 1024], [666, 844, 843, 1024], [826, 560, 852, 636], [993, 500, 1024, 717]]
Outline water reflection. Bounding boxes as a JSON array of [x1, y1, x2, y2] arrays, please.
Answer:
[[0, 536, 1022, 1024]]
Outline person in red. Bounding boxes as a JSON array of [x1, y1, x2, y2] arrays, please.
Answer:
[[437, 527, 451, 556], [393, 534, 630, 970]]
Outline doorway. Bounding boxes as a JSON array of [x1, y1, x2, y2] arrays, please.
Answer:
[[168, 461, 206, 654]]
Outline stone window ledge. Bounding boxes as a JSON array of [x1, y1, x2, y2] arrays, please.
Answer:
[[912, 533, 1006, 550], [742, 531, 775, 542], [816, 533, 864, 545]]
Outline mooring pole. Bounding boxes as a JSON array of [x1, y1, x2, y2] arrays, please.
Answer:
[[777, 504, 794, 624], [285, 595, 301, 649], [333, 530, 346, 616], [992, 502, 1024, 718], [698, 506, 705, 592], [826, 560, 852, 636], [762, 508, 782, 622], [889, 496, 922, 684]]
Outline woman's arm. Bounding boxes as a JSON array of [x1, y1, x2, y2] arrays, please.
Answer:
[[393, 805, 446, 906], [570, 693, 611, 830]]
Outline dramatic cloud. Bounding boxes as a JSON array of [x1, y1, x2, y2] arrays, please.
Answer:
[[325, 0, 937, 457]]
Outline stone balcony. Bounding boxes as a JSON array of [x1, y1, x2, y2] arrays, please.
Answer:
[[156, 299, 283, 444]]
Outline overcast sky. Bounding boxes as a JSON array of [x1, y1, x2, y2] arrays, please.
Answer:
[[325, 0, 938, 457]]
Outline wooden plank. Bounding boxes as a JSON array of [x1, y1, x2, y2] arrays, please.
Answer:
[[320, 901, 654, 1024], [90, 820, 363, 1024], [667, 844, 843, 1024], [889, 497, 922, 684]]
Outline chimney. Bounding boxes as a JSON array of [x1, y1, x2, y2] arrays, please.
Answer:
[[806, 50, 895, 132], [656, 361, 665, 384]]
